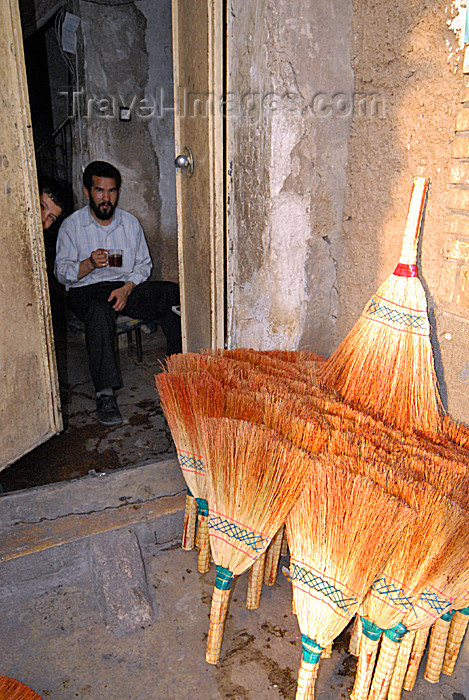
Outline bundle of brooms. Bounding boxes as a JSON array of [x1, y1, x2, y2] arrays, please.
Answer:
[[155, 304, 465, 688], [364, 498, 469, 700], [386, 553, 469, 699], [285, 454, 415, 699]]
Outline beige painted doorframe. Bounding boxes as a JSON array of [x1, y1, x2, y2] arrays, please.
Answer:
[[0, 0, 62, 471], [172, 0, 225, 353]]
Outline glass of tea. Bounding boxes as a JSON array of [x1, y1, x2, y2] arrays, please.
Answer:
[[108, 249, 123, 267]]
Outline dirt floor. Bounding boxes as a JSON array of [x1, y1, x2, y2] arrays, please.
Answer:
[[2, 539, 469, 700], [0, 326, 174, 493]]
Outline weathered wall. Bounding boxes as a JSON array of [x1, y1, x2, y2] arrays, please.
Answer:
[[338, 0, 468, 422], [227, 0, 353, 353], [74, 0, 177, 280], [19, 0, 64, 39]]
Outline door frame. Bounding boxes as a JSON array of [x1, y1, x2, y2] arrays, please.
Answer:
[[171, 0, 225, 352]]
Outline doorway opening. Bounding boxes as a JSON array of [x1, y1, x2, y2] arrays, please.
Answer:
[[0, 2, 181, 494]]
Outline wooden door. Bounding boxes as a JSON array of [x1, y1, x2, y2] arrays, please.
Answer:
[[0, 0, 62, 471], [172, 0, 224, 352]]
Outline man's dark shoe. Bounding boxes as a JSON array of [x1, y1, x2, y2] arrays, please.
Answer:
[[96, 395, 123, 426]]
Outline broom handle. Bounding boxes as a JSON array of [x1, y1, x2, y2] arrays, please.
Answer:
[[398, 177, 428, 267], [181, 493, 198, 550], [424, 613, 454, 683], [349, 615, 362, 657], [402, 626, 430, 691], [281, 527, 288, 557], [350, 620, 382, 700], [197, 513, 211, 574], [442, 608, 469, 675], [295, 659, 319, 700], [264, 526, 284, 586], [387, 630, 415, 700], [246, 552, 266, 609], [368, 626, 407, 700], [206, 586, 231, 665]]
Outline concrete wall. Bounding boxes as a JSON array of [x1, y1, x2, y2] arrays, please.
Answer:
[[227, 0, 353, 354], [338, 0, 468, 422], [74, 0, 177, 280], [227, 0, 468, 424]]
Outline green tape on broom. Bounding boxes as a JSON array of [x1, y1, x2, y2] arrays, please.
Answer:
[[215, 565, 234, 590], [361, 617, 383, 641], [196, 497, 209, 516], [301, 634, 324, 664], [384, 622, 408, 643]]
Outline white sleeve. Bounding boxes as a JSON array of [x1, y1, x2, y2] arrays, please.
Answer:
[[54, 217, 81, 286]]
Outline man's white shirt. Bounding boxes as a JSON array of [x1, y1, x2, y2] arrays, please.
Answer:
[[55, 205, 152, 290]]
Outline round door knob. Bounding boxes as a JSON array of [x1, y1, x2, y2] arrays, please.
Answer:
[[175, 154, 189, 168], [174, 147, 194, 175]]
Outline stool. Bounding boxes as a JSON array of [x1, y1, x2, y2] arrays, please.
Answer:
[[67, 312, 146, 364]]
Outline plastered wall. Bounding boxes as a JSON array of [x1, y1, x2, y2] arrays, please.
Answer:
[[340, 0, 468, 422], [227, 0, 468, 423], [227, 0, 353, 354], [73, 0, 178, 281]]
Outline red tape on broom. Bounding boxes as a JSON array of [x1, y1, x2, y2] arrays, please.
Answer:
[[393, 263, 418, 277]]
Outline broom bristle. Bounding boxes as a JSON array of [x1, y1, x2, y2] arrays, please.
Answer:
[[320, 177, 442, 435], [0, 676, 41, 700], [320, 276, 441, 434], [360, 483, 469, 631], [200, 417, 315, 576], [155, 370, 225, 498], [286, 456, 415, 648]]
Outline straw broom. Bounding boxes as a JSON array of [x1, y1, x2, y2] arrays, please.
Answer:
[[320, 177, 442, 434], [349, 615, 362, 657], [424, 612, 455, 684], [441, 586, 469, 676], [402, 627, 430, 691], [200, 417, 315, 665], [0, 676, 41, 699], [246, 552, 267, 610], [442, 598, 469, 676], [400, 576, 469, 693], [162, 353, 225, 552], [285, 455, 414, 700], [367, 506, 469, 700], [181, 486, 198, 550], [155, 370, 225, 572], [264, 525, 285, 586], [444, 609, 469, 674], [387, 628, 415, 700], [422, 571, 469, 683], [351, 480, 458, 700]]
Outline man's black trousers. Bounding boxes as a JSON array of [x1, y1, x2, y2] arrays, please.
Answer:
[[67, 281, 181, 392]]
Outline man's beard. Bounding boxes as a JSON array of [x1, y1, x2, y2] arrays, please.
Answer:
[[89, 196, 118, 221]]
